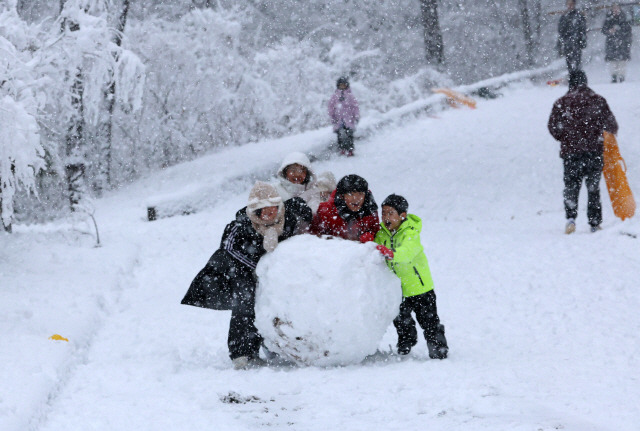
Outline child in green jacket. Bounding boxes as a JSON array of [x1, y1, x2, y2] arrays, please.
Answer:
[[375, 194, 448, 359]]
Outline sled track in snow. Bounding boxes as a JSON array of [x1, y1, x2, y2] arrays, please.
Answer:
[[26, 254, 141, 431]]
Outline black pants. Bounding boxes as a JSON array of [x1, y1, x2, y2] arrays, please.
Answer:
[[227, 273, 263, 360], [393, 290, 447, 350], [563, 151, 603, 227], [336, 127, 355, 152], [565, 49, 582, 73]]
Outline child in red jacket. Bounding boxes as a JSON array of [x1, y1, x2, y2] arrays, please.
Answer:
[[311, 174, 379, 242]]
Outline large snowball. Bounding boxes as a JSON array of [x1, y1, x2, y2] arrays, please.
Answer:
[[255, 235, 401, 367]]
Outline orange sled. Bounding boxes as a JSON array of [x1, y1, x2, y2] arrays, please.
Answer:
[[431, 88, 477, 109], [603, 132, 635, 220]]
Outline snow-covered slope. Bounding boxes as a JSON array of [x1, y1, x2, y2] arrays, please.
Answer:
[[2, 61, 639, 430]]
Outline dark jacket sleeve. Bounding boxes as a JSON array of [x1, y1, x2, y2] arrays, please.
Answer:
[[221, 214, 263, 270], [283, 197, 313, 237], [548, 101, 565, 142]]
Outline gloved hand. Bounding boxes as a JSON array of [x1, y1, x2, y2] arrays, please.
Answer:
[[359, 232, 375, 243], [376, 244, 394, 260]]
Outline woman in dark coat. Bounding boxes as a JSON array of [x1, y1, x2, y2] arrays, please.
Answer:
[[181, 181, 311, 369], [602, 4, 633, 83]]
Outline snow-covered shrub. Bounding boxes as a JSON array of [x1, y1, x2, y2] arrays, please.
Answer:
[[255, 235, 401, 367], [0, 95, 44, 229]]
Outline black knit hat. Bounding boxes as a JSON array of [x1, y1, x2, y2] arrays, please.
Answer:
[[381, 194, 408, 215], [569, 70, 588, 89], [336, 174, 368, 195]]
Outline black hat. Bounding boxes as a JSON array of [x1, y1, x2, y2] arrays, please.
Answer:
[[336, 174, 368, 195], [381, 194, 408, 215], [336, 76, 349, 88], [569, 70, 587, 89]]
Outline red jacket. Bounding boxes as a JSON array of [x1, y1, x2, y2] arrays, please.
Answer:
[[311, 190, 380, 242]]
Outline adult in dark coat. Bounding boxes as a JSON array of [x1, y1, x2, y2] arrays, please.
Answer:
[[311, 174, 379, 242], [602, 4, 633, 83], [181, 181, 311, 368], [558, 0, 587, 72], [547, 70, 618, 234]]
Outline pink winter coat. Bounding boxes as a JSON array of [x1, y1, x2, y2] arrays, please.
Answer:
[[328, 88, 360, 132]]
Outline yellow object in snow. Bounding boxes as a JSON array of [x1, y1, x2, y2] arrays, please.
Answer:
[[432, 87, 477, 109], [49, 334, 69, 342]]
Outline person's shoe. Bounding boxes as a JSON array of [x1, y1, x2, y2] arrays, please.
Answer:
[[340, 150, 346, 156], [232, 355, 266, 370], [428, 344, 448, 359], [397, 345, 412, 355], [612, 75, 618, 83], [347, 150, 354, 157], [565, 218, 576, 234], [590, 225, 602, 233], [232, 356, 250, 370]]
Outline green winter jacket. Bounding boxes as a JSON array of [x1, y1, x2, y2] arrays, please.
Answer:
[[374, 214, 434, 297]]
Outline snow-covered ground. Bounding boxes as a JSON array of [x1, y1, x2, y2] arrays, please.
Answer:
[[2, 57, 640, 430]]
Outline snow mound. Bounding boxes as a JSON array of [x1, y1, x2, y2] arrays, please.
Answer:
[[255, 235, 401, 367]]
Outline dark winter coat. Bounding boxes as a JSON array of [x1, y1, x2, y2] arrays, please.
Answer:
[[310, 189, 379, 242], [558, 10, 587, 55], [181, 197, 312, 310], [602, 11, 632, 62], [548, 86, 618, 159]]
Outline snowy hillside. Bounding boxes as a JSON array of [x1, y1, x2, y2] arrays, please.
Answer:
[[2, 60, 640, 430]]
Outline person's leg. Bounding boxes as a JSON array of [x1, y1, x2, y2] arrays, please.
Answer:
[[413, 291, 448, 359], [585, 152, 604, 228], [344, 128, 355, 154], [393, 297, 418, 354], [563, 155, 583, 222], [337, 127, 349, 153], [616, 61, 627, 82], [566, 49, 581, 72], [609, 61, 618, 83], [228, 275, 263, 361]]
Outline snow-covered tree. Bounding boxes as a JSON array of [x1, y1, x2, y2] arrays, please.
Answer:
[[0, 7, 46, 231]]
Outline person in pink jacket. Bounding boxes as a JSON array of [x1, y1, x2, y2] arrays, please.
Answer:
[[328, 76, 360, 157]]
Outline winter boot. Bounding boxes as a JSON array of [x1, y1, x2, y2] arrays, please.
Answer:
[[232, 355, 266, 370], [565, 218, 576, 234], [612, 75, 618, 83], [397, 344, 412, 355], [232, 356, 249, 370], [590, 225, 602, 233], [428, 344, 448, 359], [347, 150, 354, 157], [427, 324, 449, 359]]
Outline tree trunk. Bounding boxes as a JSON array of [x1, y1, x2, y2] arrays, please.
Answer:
[[419, 0, 444, 66], [59, 0, 87, 211], [97, 0, 130, 191], [533, 0, 542, 45], [66, 69, 87, 211], [519, 0, 535, 67], [0, 166, 13, 233]]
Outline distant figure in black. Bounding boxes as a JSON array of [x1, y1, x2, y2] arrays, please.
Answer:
[[181, 181, 311, 369], [558, 0, 587, 72], [602, 3, 633, 83]]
